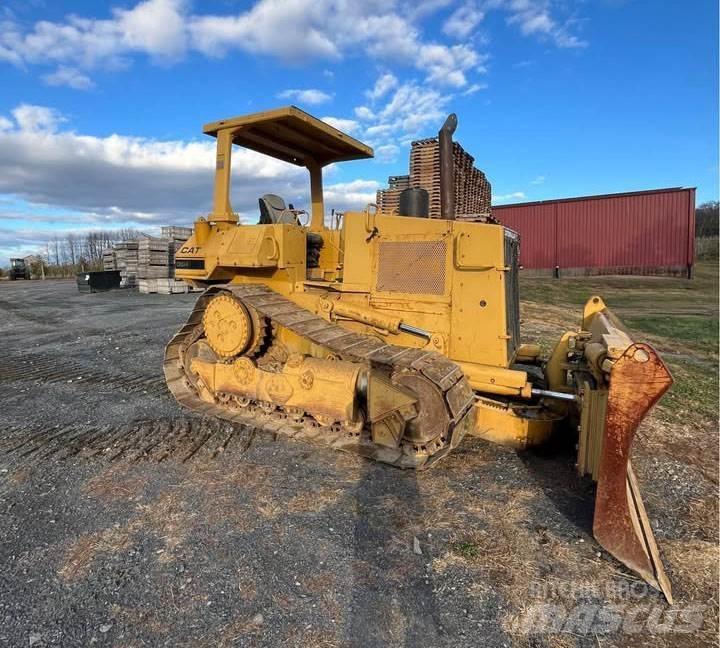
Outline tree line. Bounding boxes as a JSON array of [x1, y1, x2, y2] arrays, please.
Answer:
[[695, 201, 718, 238], [695, 201, 718, 261], [5, 228, 142, 278]]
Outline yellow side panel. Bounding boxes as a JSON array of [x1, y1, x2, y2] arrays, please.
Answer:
[[340, 212, 373, 289], [317, 229, 341, 275], [471, 397, 559, 449], [450, 222, 508, 367], [215, 224, 305, 269]]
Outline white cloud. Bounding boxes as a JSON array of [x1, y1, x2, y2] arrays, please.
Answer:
[[0, 0, 585, 93], [12, 105, 65, 133], [462, 82, 487, 95], [115, 0, 187, 59], [530, 175, 545, 184], [346, 81, 454, 157], [417, 43, 486, 87], [278, 88, 333, 105], [0, 0, 189, 72], [366, 73, 398, 101], [493, 191, 526, 203], [321, 117, 360, 134], [188, 1, 339, 60], [365, 124, 394, 138], [0, 103, 383, 257], [378, 82, 452, 134], [0, 104, 305, 219], [324, 179, 380, 210], [406, 0, 455, 19], [354, 106, 375, 120], [42, 66, 95, 90], [375, 144, 399, 163], [443, 2, 485, 39], [505, 0, 587, 49], [0, 0, 509, 90]]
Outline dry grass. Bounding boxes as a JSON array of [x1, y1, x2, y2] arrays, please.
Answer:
[[82, 463, 149, 501], [59, 519, 143, 581]]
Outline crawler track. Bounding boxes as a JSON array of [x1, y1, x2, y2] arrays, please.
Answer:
[[164, 284, 475, 469]]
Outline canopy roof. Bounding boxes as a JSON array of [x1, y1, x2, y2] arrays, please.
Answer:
[[203, 105, 374, 167]]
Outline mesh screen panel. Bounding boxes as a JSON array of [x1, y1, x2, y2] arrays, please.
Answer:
[[375, 240, 447, 295]]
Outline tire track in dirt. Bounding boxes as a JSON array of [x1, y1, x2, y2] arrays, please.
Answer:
[[0, 351, 168, 397], [0, 417, 256, 468]]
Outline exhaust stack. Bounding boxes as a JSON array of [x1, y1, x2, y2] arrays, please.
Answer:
[[439, 113, 458, 220]]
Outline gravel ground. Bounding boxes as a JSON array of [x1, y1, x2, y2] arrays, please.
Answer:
[[0, 280, 716, 647]]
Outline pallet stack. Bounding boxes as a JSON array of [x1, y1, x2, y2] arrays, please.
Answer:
[[136, 225, 199, 295], [138, 237, 172, 279], [375, 138, 491, 218], [161, 225, 192, 242], [138, 277, 192, 294], [114, 241, 139, 287], [408, 138, 491, 219], [102, 248, 116, 271], [162, 226, 192, 272], [376, 175, 410, 215]]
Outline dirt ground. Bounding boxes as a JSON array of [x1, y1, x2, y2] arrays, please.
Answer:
[[0, 277, 717, 647]]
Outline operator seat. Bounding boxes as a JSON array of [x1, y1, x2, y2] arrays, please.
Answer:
[[257, 193, 323, 268], [258, 194, 298, 225]]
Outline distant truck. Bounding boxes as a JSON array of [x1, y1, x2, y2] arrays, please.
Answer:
[[9, 258, 30, 280]]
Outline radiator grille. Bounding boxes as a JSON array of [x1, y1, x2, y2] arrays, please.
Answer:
[[375, 240, 447, 295], [504, 229, 521, 357]]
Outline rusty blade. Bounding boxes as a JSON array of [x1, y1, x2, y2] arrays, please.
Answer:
[[593, 342, 674, 603]]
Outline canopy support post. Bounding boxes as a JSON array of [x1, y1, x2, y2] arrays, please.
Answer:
[[212, 128, 238, 223], [308, 161, 325, 231]]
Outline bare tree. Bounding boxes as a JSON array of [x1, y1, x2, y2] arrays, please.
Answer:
[[66, 233, 77, 266], [696, 201, 719, 238]]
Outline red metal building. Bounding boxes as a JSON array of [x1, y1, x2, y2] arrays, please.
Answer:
[[492, 187, 696, 277]]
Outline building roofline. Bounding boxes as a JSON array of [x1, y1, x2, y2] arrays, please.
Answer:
[[492, 187, 697, 209]]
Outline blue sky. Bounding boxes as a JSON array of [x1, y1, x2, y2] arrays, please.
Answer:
[[0, 0, 717, 259]]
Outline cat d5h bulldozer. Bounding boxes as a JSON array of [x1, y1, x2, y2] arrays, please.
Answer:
[[166, 106, 673, 601]]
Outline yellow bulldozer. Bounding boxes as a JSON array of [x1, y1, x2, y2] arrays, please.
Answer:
[[166, 106, 673, 601]]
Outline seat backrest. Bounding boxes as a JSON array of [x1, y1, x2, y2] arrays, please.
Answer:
[[259, 194, 297, 225]]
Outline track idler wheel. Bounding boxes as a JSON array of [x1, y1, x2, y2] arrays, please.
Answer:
[[392, 370, 450, 446], [202, 292, 264, 358]]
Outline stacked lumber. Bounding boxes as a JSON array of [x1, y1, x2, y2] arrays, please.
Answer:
[[138, 237, 171, 279], [102, 248, 116, 271], [114, 241, 139, 287]]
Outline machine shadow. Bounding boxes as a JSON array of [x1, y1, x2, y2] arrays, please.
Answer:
[[345, 461, 444, 648], [515, 432, 596, 537]]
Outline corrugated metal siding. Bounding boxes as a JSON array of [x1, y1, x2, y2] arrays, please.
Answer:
[[493, 188, 695, 276], [497, 203, 556, 269]]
